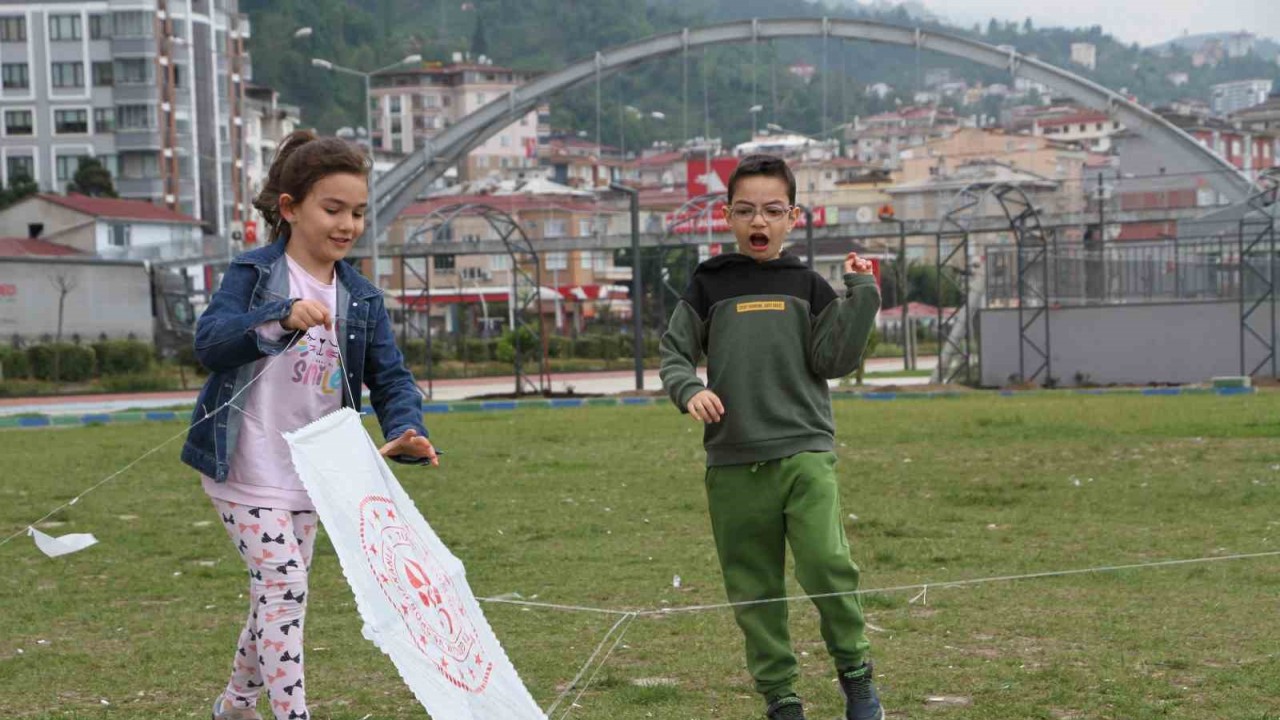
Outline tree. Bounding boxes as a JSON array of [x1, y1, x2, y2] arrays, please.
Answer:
[[0, 172, 38, 210], [470, 9, 488, 56], [49, 272, 79, 384], [67, 157, 118, 198]]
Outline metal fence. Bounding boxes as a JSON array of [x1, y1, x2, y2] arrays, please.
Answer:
[[984, 236, 1277, 308]]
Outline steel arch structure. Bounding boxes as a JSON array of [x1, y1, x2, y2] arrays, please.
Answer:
[[397, 203, 550, 397], [372, 17, 1254, 237]]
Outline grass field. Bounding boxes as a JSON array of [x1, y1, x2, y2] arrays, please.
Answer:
[[2, 392, 1279, 719]]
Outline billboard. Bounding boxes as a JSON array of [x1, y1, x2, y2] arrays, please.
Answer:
[[686, 157, 740, 198]]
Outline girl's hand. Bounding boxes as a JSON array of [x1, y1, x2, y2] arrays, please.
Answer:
[[379, 429, 440, 466], [845, 252, 874, 275], [282, 299, 333, 332]]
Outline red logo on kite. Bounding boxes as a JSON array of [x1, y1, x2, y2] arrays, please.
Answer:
[[360, 495, 493, 693]]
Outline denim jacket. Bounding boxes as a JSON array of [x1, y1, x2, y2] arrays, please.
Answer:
[[181, 238, 429, 482]]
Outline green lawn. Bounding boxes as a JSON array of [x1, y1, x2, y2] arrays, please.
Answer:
[[2, 392, 1279, 719]]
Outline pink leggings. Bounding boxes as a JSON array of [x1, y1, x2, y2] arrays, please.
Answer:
[[213, 498, 317, 720]]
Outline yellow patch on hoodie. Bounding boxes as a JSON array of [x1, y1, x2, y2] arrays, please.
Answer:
[[736, 300, 786, 313]]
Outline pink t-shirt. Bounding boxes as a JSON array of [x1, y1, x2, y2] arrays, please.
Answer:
[[202, 254, 344, 511]]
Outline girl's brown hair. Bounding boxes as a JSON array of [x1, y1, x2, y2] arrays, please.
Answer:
[[252, 129, 371, 240]]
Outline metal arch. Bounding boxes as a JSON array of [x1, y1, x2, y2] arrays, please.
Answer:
[[653, 193, 726, 332], [932, 182, 986, 385], [992, 184, 1054, 385], [399, 203, 551, 397], [373, 18, 1253, 235], [1237, 168, 1280, 378]]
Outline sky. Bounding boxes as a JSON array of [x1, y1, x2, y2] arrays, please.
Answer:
[[915, 0, 1280, 47]]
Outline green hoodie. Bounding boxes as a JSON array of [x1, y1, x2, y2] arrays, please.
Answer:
[[659, 251, 881, 466]]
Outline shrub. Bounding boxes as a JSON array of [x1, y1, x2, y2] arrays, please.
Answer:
[[28, 343, 96, 382], [92, 340, 154, 375]]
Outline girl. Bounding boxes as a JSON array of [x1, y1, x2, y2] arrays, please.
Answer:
[[181, 130, 438, 720]]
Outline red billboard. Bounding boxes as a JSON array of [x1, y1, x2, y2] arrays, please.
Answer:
[[686, 157, 740, 198]]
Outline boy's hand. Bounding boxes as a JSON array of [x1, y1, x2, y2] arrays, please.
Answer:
[[845, 252, 874, 275], [687, 389, 725, 423], [282, 299, 333, 331], [379, 429, 440, 466]]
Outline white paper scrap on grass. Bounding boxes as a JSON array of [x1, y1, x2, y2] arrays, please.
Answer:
[[29, 527, 98, 558], [283, 408, 546, 720]]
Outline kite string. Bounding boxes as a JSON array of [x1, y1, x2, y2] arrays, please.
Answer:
[[0, 331, 302, 550], [543, 612, 636, 717], [554, 613, 638, 720]]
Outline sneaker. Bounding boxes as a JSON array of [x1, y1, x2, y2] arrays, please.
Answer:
[[838, 663, 885, 720], [212, 694, 263, 720], [765, 694, 807, 720]]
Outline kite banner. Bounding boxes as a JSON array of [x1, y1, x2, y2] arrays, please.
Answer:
[[284, 409, 546, 719]]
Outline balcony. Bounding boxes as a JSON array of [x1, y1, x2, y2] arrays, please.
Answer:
[[115, 129, 163, 150]]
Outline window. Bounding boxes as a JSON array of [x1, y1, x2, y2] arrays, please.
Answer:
[[390, 96, 401, 113], [580, 249, 594, 269], [120, 152, 159, 179], [109, 224, 131, 247], [6, 155, 34, 181], [171, 64, 183, 88], [55, 109, 88, 134], [390, 118, 402, 134], [544, 219, 566, 238], [56, 154, 89, 182], [1, 63, 27, 89], [93, 107, 114, 132], [116, 104, 154, 130], [3, 109, 32, 135], [49, 14, 82, 41], [0, 16, 25, 42], [491, 254, 511, 271], [433, 254, 455, 272], [51, 62, 85, 88], [578, 219, 593, 238], [115, 58, 151, 85], [89, 14, 109, 39], [99, 154, 119, 178], [423, 94, 438, 108], [545, 252, 568, 270], [92, 61, 113, 86], [112, 11, 152, 38]]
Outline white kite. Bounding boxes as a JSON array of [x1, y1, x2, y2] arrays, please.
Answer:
[[284, 408, 546, 720]]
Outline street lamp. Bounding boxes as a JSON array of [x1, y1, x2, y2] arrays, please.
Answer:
[[748, 104, 763, 137], [878, 204, 914, 371], [310, 53, 422, 284]]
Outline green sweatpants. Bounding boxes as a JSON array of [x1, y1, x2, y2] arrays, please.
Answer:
[[704, 451, 870, 701]]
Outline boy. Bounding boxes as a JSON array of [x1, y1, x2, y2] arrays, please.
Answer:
[[659, 154, 884, 720]]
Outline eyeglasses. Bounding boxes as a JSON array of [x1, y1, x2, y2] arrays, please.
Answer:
[[727, 204, 794, 223]]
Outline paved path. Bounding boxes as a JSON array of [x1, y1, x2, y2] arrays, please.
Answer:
[[0, 357, 936, 417]]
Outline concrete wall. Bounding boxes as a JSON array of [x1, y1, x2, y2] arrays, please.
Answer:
[[979, 301, 1272, 386]]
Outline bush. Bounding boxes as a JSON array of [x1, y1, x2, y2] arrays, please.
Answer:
[[546, 335, 570, 359], [28, 343, 96, 382], [93, 339, 154, 376], [0, 346, 30, 380], [100, 373, 179, 393], [402, 339, 450, 365], [460, 338, 494, 363], [495, 338, 516, 364]]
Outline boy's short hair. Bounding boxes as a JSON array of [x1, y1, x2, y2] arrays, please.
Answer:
[[726, 154, 797, 206]]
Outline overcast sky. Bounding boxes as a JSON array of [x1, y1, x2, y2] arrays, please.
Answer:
[[917, 0, 1280, 47]]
